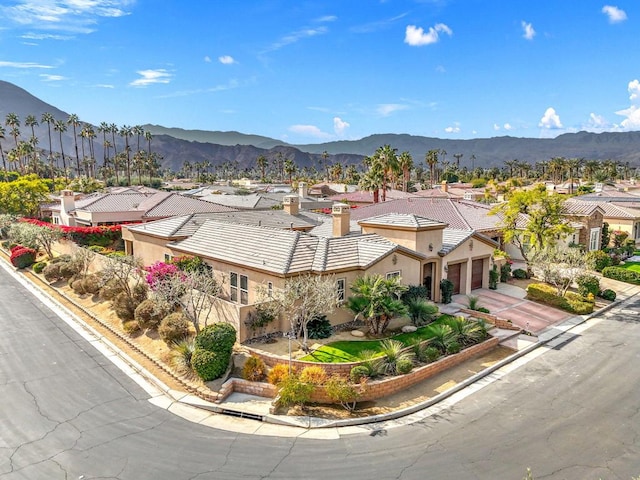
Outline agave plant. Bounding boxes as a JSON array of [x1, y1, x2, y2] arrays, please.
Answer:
[[170, 338, 196, 376], [444, 316, 488, 346], [357, 349, 384, 378], [429, 324, 456, 354]]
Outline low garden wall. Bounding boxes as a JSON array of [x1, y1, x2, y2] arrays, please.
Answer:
[[458, 308, 522, 331], [231, 336, 500, 404]]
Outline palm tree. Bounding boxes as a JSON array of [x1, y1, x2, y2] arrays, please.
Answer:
[[453, 153, 463, 169], [582, 160, 600, 182], [398, 151, 413, 192], [0, 126, 7, 175], [67, 113, 81, 175], [24, 115, 39, 168], [346, 274, 408, 335], [41, 113, 56, 177], [256, 154, 268, 182], [120, 125, 133, 185], [284, 157, 297, 184], [425, 149, 439, 186], [53, 120, 68, 181]]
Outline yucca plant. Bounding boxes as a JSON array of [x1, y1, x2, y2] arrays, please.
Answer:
[[467, 295, 480, 311], [444, 317, 488, 347], [357, 349, 384, 378], [170, 338, 196, 376], [405, 297, 439, 326], [429, 324, 456, 354]]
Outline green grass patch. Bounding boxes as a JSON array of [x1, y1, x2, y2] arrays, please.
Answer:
[[619, 261, 640, 273], [299, 315, 455, 363]]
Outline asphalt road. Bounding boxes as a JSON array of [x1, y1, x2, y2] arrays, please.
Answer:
[[1, 263, 640, 480]]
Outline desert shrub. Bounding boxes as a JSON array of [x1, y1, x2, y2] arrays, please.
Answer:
[[411, 340, 440, 363], [242, 355, 266, 382], [244, 303, 277, 332], [58, 261, 80, 280], [134, 299, 165, 329], [88, 245, 106, 253], [50, 254, 72, 264], [526, 283, 593, 314], [132, 283, 149, 303], [158, 312, 190, 344], [476, 306, 491, 313], [99, 278, 125, 301], [170, 339, 196, 375], [71, 276, 88, 295], [307, 315, 333, 340], [10, 246, 37, 269], [602, 266, 640, 285], [170, 255, 211, 273], [500, 262, 512, 282], [489, 266, 499, 290], [565, 291, 595, 314], [512, 268, 529, 279], [446, 340, 461, 355], [81, 273, 103, 295], [122, 320, 141, 335], [599, 289, 617, 301], [422, 345, 441, 363], [32, 261, 47, 274], [378, 339, 414, 376], [440, 278, 454, 304], [350, 365, 370, 383], [267, 363, 293, 386], [299, 365, 327, 385], [324, 375, 361, 412], [405, 297, 439, 326], [576, 274, 600, 298], [586, 250, 612, 272], [277, 375, 314, 408], [400, 284, 428, 302], [396, 358, 414, 374], [43, 263, 62, 282], [195, 323, 237, 354], [357, 350, 383, 378], [112, 291, 137, 321], [191, 349, 228, 382]]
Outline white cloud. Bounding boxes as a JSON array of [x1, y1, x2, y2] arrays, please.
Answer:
[[21, 32, 73, 40], [0, 60, 53, 68], [316, 15, 337, 23], [602, 5, 627, 23], [94, 84, 114, 88], [204, 56, 211, 63], [288, 124, 331, 139], [493, 123, 501, 131], [333, 116, 350, 136], [589, 113, 607, 127], [504, 123, 514, 130], [538, 107, 563, 129], [2, 0, 133, 35], [130, 69, 172, 87], [521, 21, 535, 40], [444, 123, 460, 133], [376, 103, 408, 116], [404, 23, 452, 46], [40, 73, 65, 81], [218, 55, 236, 65], [615, 79, 640, 129], [263, 26, 328, 52]]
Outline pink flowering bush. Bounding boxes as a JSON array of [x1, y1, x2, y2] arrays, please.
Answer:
[[145, 261, 182, 290]]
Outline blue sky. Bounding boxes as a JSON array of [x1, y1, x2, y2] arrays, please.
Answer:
[[0, 1, 639, 144]]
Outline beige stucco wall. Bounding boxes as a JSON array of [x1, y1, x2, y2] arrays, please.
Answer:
[[441, 236, 494, 297], [360, 225, 444, 254], [604, 217, 640, 244], [121, 227, 177, 266]]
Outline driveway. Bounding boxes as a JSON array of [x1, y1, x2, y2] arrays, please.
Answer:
[[451, 285, 576, 333]]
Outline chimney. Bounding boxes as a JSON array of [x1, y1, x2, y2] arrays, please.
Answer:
[[283, 194, 299, 215], [60, 189, 76, 227], [441, 180, 448, 193], [298, 181, 308, 198], [332, 203, 350, 237]]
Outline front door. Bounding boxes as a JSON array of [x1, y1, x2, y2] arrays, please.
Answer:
[[448, 263, 461, 295]]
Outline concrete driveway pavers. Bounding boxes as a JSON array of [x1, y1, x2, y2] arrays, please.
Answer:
[[452, 286, 575, 334]]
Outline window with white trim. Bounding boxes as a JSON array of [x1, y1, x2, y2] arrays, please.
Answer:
[[386, 271, 401, 280], [267, 282, 273, 298], [240, 274, 248, 305], [230, 272, 238, 302], [589, 228, 600, 251], [336, 278, 345, 303], [230, 272, 248, 304]]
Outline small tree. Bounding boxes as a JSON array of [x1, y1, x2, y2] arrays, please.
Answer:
[[8, 222, 63, 259], [267, 273, 338, 352], [530, 245, 593, 296], [100, 254, 144, 299], [347, 274, 408, 335]]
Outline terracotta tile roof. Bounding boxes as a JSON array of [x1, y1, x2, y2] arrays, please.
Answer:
[[327, 189, 420, 203], [561, 201, 604, 216], [357, 213, 447, 229], [566, 199, 640, 219]]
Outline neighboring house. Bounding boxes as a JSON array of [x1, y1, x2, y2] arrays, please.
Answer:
[[122, 195, 326, 263], [561, 201, 605, 251], [51, 190, 235, 227], [566, 198, 640, 246], [326, 188, 420, 206]]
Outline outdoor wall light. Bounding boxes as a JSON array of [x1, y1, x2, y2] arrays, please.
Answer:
[[469, 240, 474, 250], [428, 243, 433, 252], [444, 265, 448, 272]]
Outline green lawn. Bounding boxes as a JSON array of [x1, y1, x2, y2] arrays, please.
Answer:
[[299, 315, 455, 363], [619, 261, 640, 273]]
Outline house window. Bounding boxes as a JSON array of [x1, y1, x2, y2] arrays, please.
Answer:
[[336, 278, 345, 303], [164, 253, 172, 262], [386, 271, 401, 280], [240, 274, 248, 305], [267, 282, 273, 298], [230, 272, 238, 302], [589, 228, 600, 251]]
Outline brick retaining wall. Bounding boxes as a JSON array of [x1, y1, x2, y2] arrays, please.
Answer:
[[459, 308, 522, 331]]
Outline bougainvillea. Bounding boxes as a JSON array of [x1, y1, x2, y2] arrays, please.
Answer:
[[19, 218, 122, 246], [144, 261, 183, 290], [10, 245, 37, 269]]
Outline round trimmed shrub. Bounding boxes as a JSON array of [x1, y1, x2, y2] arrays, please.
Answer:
[[307, 315, 333, 339], [599, 289, 617, 301], [158, 312, 190, 344], [267, 363, 292, 386], [32, 261, 47, 274], [512, 268, 529, 279], [112, 292, 137, 321], [122, 320, 141, 335], [134, 299, 166, 329], [195, 323, 237, 354], [423, 346, 441, 363], [242, 355, 266, 382], [81, 274, 103, 295], [132, 283, 149, 303], [71, 276, 88, 295], [99, 279, 125, 301], [50, 254, 72, 264], [396, 358, 414, 375], [10, 246, 37, 269], [576, 274, 600, 298], [191, 348, 228, 381], [43, 263, 62, 282], [586, 250, 612, 272], [299, 365, 327, 385], [350, 365, 370, 383]]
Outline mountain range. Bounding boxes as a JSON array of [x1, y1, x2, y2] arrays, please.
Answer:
[[1, 80, 639, 174]]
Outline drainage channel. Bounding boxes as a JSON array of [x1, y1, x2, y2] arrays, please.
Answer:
[[217, 408, 265, 422]]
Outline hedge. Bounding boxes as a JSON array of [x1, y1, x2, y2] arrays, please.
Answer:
[[602, 266, 640, 285], [10, 245, 37, 269], [19, 218, 122, 247], [526, 283, 593, 315]]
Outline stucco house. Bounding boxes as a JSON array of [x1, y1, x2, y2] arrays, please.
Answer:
[[566, 198, 640, 246], [51, 190, 236, 227]]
